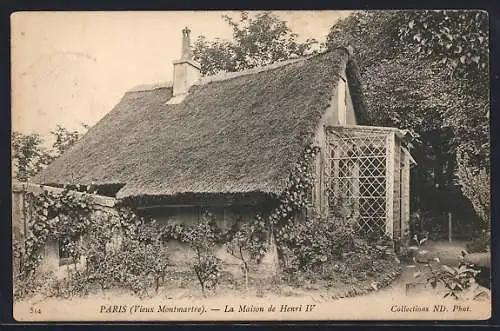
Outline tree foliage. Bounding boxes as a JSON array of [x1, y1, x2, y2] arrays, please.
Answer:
[[12, 123, 88, 182], [12, 133, 53, 182], [326, 10, 489, 228], [398, 10, 488, 87], [327, 10, 488, 161], [456, 153, 490, 228], [326, 11, 402, 70], [397, 10, 489, 168], [193, 11, 318, 76], [50, 124, 89, 157]]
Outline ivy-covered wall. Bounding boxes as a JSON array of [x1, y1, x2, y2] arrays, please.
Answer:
[[12, 182, 118, 279], [13, 182, 280, 281], [139, 205, 279, 276]]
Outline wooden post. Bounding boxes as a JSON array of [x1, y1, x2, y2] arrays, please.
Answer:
[[385, 133, 395, 238], [448, 212, 452, 243]]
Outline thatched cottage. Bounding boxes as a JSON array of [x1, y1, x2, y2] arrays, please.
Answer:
[[32, 28, 415, 270]]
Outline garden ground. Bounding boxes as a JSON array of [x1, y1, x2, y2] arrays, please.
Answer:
[[14, 240, 491, 321]]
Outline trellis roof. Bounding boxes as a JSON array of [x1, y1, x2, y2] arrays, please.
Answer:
[[33, 48, 369, 201]]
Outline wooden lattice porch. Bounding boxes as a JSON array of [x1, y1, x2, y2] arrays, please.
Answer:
[[324, 125, 415, 239]]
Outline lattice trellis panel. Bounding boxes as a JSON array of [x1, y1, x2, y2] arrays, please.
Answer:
[[326, 127, 396, 237]]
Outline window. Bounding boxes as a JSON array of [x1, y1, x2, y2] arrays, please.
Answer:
[[337, 78, 347, 125], [58, 235, 80, 266]]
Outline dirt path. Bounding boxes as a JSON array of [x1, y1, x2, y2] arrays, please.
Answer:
[[362, 240, 470, 298]]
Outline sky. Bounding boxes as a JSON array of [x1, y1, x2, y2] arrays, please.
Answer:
[[11, 11, 352, 141]]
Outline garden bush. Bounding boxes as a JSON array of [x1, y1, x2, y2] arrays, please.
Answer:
[[13, 270, 58, 301], [278, 215, 356, 272], [466, 230, 490, 253], [279, 237, 400, 289], [179, 211, 222, 296], [80, 216, 169, 297], [277, 195, 359, 273]]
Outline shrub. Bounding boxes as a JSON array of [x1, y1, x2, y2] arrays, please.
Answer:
[[51, 269, 93, 298], [180, 211, 222, 296], [278, 238, 400, 288], [466, 231, 490, 253], [82, 215, 169, 297], [13, 270, 58, 301], [456, 152, 490, 230], [225, 216, 268, 289], [278, 212, 357, 273]]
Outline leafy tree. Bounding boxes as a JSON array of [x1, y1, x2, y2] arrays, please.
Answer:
[[397, 10, 489, 169], [398, 10, 488, 87], [12, 132, 53, 182], [225, 217, 267, 290], [326, 11, 403, 70], [12, 123, 88, 182], [50, 124, 89, 157], [193, 11, 318, 76], [326, 10, 489, 231], [180, 211, 222, 296]]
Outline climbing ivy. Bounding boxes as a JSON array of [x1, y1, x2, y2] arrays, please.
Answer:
[[14, 186, 172, 299], [270, 146, 320, 229], [20, 186, 95, 276], [264, 145, 321, 259]]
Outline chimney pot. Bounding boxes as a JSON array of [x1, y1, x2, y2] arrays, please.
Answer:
[[181, 27, 193, 60], [172, 27, 201, 98]]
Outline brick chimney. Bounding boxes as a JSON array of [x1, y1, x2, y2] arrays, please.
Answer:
[[172, 27, 201, 96]]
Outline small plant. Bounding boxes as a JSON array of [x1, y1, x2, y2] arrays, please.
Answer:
[[414, 259, 485, 300], [225, 216, 268, 290], [409, 233, 488, 300], [403, 233, 429, 264], [181, 211, 222, 296], [193, 254, 222, 295]]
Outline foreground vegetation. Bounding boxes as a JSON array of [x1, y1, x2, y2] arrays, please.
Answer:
[[14, 183, 487, 304]]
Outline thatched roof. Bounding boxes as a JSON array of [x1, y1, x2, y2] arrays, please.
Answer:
[[33, 48, 368, 203]]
